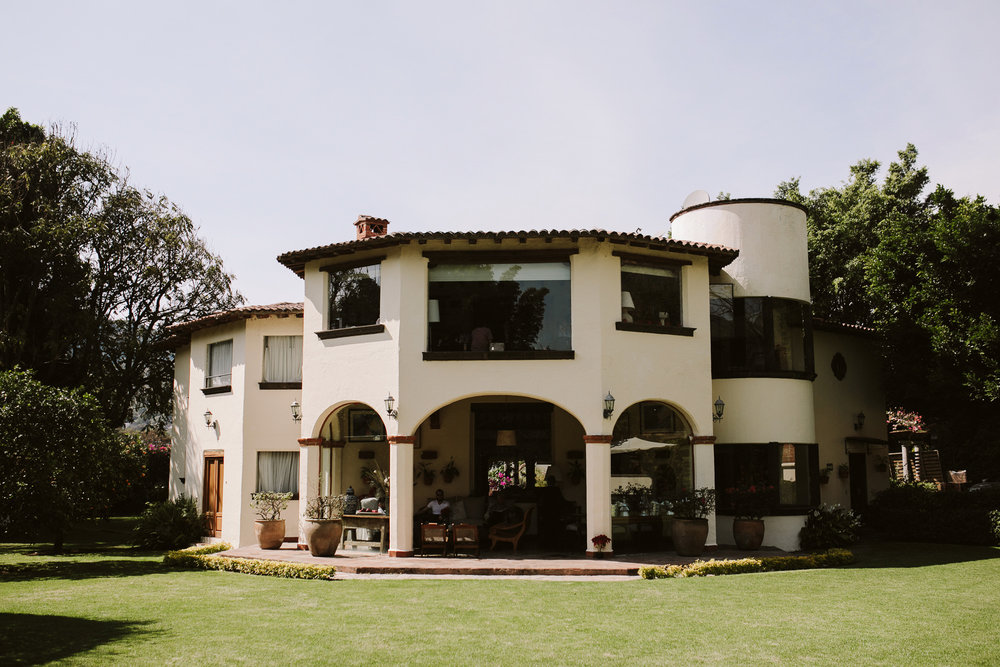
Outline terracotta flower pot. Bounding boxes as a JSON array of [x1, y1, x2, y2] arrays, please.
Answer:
[[672, 518, 709, 556], [302, 518, 343, 557], [254, 519, 285, 549], [733, 518, 765, 550]]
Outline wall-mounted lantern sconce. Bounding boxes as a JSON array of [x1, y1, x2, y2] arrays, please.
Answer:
[[603, 391, 615, 419], [854, 411, 866, 431], [385, 393, 398, 419], [290, 400, 302, 423], [713, 396, 726, 422], [203, 410, 216, 428]]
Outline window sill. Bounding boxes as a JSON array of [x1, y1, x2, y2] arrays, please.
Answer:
[[711, 370, 818, 381], [316, 324, 385, 340], [258, 382, 302, 390], [201, 385, 232, 396], [423, 350, 575, 361], [616, 322, 695, 337]]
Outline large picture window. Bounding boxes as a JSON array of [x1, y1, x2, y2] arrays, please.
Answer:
[[620, 262, 682, 328], [256, 451, 299, 497], [427, 261, 571, 352], [206, 339, 233, 388], [710, 289, 814, 378], [263, 335, 302, 383], [328, 262, 380, 330], [714, 443, 818, 513]]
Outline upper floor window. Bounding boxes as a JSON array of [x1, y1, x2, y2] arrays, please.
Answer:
[[206, 339, 233, 388], [615, 253, 693, 336], [427, 261, 571, 352], [328, 262, 380, 330], [710, 287, 814, 379], [263, 335, 302, 383]]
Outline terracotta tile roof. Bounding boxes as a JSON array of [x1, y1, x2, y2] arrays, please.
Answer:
[[276, 229, 739, 277], [160, 302, 304, 349]]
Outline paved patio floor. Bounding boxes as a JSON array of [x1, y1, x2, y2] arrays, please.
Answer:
[[219, 543, 784, 580]]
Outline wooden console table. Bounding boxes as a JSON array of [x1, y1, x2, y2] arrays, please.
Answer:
[[341, 514, 390, 553]]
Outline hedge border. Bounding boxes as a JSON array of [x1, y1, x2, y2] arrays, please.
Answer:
[[163, 543, 336, 580], [639, 548, 855, 579]]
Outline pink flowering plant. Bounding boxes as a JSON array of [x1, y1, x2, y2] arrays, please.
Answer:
[[725, 483, 776, 520], [887, 408, 925, 432], [668, 487, 716, 520]]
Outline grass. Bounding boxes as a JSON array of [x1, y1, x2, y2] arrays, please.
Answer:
[[2, 520, 999, 665]]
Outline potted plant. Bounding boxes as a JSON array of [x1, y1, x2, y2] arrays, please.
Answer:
[[440, 457, 460, 484], [302, 495, 347, 557], [360, 461, 390, 509], [416, 461, 436, 486], [591, 533, 610, 558], [250, 491, 292, 549], [725, 483, 775, 550], [668, 487, 716, 556]]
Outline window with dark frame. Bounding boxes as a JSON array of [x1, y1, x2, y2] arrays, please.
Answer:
[[427, 261, 571, 352], [620, 262, 682, 328], [328, 262, 381, 330], [710, 290, 814, 378], [714, 443, 819, 513]]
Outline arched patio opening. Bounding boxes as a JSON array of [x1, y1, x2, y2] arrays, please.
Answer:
[[609, 400, 693, 552], [316, 401, 389, 504], [411, 394, 587, 553]]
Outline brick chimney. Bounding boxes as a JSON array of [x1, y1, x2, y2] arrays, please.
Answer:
[[354, 215, 390, 241]]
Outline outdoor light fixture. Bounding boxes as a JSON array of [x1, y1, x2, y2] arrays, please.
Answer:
[[603, 391, 615, 419], [290, 400, 302, 423], [384, 393, 398, 419], [203, 410, 216, 428], [713, 396, 726, 422], [854, 411, 866, 431]]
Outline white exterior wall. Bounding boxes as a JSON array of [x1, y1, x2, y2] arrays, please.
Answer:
[[169, 346, 191, 499], [813, 329, 889, 507]]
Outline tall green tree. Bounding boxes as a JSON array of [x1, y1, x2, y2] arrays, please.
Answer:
[[0, 108, 242, 425], [777, 145, 1000, 477]]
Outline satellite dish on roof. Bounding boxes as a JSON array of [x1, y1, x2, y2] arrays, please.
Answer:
[[681, 190, 711, 210]]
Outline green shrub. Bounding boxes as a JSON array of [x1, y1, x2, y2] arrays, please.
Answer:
[[867, 482, 1000, 545], [163, 543, 336, 579], [639, 548, 854, 579], [989, 510, 1000, 544], [799, 504, 861, 550], [133, 496, 208, 550]]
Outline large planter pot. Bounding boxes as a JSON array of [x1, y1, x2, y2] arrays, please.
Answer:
[[733, 519, 765, 550], [302, 518, 344, 557], [672, 518, 709, 557], [254, 519, 285, 549]]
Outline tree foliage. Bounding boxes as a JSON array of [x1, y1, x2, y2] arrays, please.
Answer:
[[1, 108, 242, 425], [777, 145, 1000, 477], [0, 369, 137, 550]]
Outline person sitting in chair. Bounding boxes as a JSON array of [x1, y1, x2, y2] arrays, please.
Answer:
[[416, 489, 451, 522]]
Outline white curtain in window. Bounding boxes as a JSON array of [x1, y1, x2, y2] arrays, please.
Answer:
[[257, 451, 299, 494], [207, 340, 233, 387], [263, 336, 303, 382], [429, 262, 570, 282]]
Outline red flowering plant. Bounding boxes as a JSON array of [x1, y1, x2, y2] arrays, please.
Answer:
[[591, 534, 611, 551], [887, 409, 925, 433], [725, 483, 776, 520]]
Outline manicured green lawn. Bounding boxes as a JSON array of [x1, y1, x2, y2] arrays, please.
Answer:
[[2, 519, 998, 665]]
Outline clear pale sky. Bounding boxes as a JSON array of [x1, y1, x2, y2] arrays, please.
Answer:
[[5, 1, 998, 306]]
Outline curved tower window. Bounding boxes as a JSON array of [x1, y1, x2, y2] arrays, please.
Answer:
[[710, 288, 814, 379]]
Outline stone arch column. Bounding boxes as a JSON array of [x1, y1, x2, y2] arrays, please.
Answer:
[[388, 434, 415, 557], [584, 434, 613, 556]]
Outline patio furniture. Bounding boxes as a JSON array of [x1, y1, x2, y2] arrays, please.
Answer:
[[451, 523, 480, 557], [341, 514, 390, 553], [420, 523, 449, 556], [488, 506, 534, 553]]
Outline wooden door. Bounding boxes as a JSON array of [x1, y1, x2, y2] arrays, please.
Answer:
[[203, 455, 224, 536]]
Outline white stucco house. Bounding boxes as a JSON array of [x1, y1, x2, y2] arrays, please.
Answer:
[[166, 198, 888, 555]]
